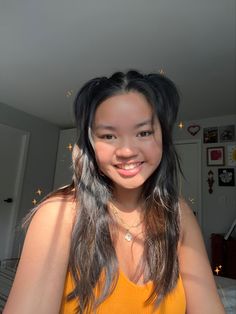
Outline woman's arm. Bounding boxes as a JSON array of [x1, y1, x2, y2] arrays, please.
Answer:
[[3, 196, 75, 314], [178, 199, 226, 314]]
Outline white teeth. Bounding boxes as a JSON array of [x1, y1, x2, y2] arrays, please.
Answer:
[[118, 163, 140, 170]]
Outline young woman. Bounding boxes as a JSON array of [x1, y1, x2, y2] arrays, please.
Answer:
[[4, 71, 225, 313]]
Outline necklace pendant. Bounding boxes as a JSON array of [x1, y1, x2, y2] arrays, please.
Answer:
[[125, 231, 133, 242]]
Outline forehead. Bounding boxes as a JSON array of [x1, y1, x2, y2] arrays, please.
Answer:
[[93, 92, 155, 126]]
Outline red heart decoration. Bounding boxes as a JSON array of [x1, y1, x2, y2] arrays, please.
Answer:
[[187, 124, 200, 136]]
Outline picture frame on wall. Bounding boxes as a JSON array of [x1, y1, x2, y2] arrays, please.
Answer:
[[203, 127, 218, 143], [207, 146, 225, 166], [219, 125, 235, 142], [218, 168, 235, 186], [227, 144, 236, 166]]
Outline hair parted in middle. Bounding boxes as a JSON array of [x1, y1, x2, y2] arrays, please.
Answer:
[[69, 70, 181, 313]]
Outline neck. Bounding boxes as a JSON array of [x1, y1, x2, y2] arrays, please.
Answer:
[[112, 186, 142, 212]]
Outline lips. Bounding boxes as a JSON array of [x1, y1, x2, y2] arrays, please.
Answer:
[[114, 162, 143, 177]]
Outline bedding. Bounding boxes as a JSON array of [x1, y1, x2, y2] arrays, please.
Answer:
[[0, 259, 17, 312], [215, 275, 236, 314]]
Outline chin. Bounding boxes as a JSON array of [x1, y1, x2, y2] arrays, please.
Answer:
[[113, 179, 146, 191], [105, 171, 149, 190]]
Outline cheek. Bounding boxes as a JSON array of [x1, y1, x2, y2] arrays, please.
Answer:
[[94, 142, 114, 166], [149, 138, 163, 163]]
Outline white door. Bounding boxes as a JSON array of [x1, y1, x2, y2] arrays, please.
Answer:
[[0, 124, 29, 260], [175, 140, 202, 227]]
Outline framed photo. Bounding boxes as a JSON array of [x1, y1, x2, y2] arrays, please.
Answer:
[[207, 146, 225, 166], [227, 144, 236, 166], [203, 127, 218, 143], [219, 125, 235, 142], [218, 168, 235, 186]]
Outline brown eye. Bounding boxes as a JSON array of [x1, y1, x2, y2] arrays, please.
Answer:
[[138, 131, 153, 137], [101, 134, 116, 140]]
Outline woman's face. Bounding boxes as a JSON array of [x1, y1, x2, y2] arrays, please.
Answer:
[[92, 91, 163, 192]]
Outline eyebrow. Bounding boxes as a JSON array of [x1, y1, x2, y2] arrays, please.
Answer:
[[94, 119, 153, 131]]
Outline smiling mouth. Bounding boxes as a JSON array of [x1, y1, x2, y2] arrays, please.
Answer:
[[115, 162, 143, 170]]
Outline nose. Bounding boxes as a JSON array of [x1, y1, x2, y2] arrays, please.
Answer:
[[115, 138, 138, 158]]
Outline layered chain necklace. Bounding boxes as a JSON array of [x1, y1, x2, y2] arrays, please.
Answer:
[[109, 202, 143, 242]]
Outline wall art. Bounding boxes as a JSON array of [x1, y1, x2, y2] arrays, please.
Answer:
[[227, 144, 236, 166], [203, 127, 218, 143], [218, 168, 235, 186], [207, 170, 214, 193], [219, 125, 235, 142], [187, 124, 200, 136], [207, 146, 225, 166]]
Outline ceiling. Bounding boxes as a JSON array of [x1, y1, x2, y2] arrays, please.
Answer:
[[0, 0, 235, 128]]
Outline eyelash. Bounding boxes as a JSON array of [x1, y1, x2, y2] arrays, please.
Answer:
[[137, 130, 153, 137], [99, 130, 154, 140], [100, 134, 116, 140]]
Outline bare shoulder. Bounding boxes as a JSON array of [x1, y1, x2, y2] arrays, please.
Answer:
[[30, 193, 77, 229], [20, 192, 77, 270], [178, 198, 225, 314], [178, 197, 197, 242], [22, 194, 77, 245], [3, 193, 77, 313], [178, 198, 209, 270]]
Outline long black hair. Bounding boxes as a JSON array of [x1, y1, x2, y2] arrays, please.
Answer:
[[68, 70, 181, 312]]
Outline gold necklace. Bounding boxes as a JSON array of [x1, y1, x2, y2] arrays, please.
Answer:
[[109, 202, 143, 242]]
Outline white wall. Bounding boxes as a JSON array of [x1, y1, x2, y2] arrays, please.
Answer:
[[0, 102, 60, 257], [174, 114, 236, 253]]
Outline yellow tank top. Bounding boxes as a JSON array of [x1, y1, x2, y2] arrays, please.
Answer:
[[60, 271, 186, 313]]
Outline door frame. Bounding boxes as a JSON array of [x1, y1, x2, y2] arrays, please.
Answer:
[[2, 124, 30, 258], [174, 139, 202, 228]]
